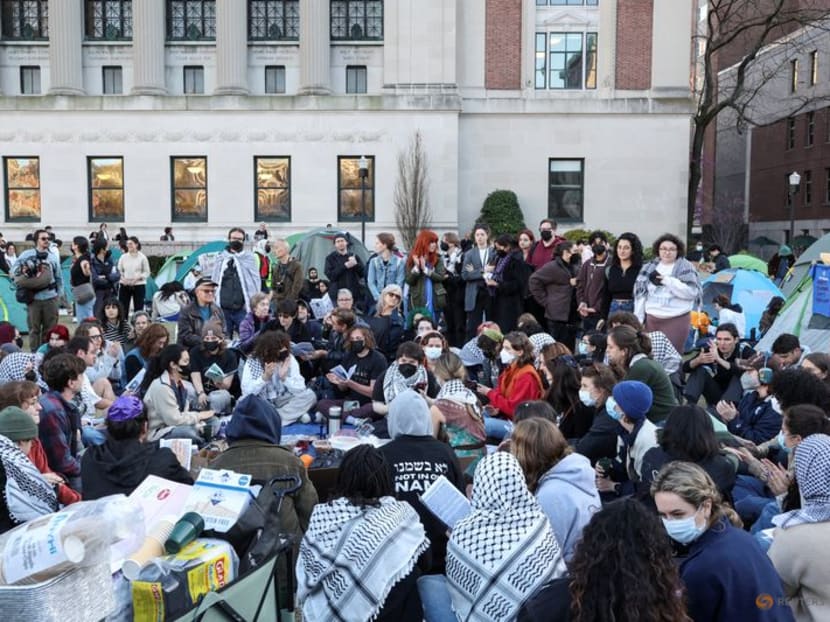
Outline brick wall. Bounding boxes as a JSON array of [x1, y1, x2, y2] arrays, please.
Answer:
[[485, 0, 522, 90], [616, 0, 653, 90]]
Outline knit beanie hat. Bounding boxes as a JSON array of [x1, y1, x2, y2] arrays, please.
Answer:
[[0, 406, 38, 441], [481, 328, 503, 343], [611, 381, 653, 421]]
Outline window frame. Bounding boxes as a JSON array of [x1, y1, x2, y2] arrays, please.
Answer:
[[547, 158, 585, 223], [791, 59, 799, 93], [786, 117, 796, 150], [810, 50, 818, 86], [167, 0, 216, 41], [102, 65, 123, 94], [345, 65, 367, 94], [803, 169, 812, 206], [254, 156, 291, 222], [825, 168, 830, 204], [806, 111, 815, 147], [87, 156, 125, 222], [84, 0, 132, 41], [183, 65, 205, 94], [1, 0, 48, 40], [3, 156, 41, 223], [537, 0, 598, 5], [248, 0, 299, 41], [337, 155, 375, 223], [170, 156, 208, 223], [330, 0, 383, 42], [264, 65, 286, 94], [536, 31, 598, 91], [19, 65, 41, 95]]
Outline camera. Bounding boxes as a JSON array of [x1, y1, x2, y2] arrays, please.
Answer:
[[648, 271, 663, 286], [275, 282, 285, 294]]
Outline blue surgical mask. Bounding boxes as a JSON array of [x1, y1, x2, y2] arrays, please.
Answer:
[[577, 342, 590, 356], [605, 396, 622, 421], [777, 431, 793, 454], [662, 508, 706, 545], [579, 389, 596, 407]]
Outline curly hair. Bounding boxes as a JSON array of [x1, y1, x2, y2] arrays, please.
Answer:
[[252, 330, 291, 364], [135, 323, 170, 359], [332, 445, 394, 507], [771, 367, 830, 414], [569, 499, 690, 622], [612, 232, 644, 268], [651, 233, 686, 258]]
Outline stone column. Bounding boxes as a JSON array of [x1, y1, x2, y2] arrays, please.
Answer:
[[597, 0, 617, 92], [48, 0, 84, 95], [214, 0, 249, 94], [298, 0, 331, 94], [131, 0, 167, 94]]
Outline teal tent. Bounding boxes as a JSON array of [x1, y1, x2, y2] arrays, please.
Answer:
[[174, 240, 227, 282], [0, 273, 29, 333], [289, 227, 371, 278], [155, 251, 192, 287]]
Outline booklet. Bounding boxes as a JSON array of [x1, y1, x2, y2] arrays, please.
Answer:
[[123, 368, 146, 395], [160, 438, 194, 471], [204, 363, 235, 383], [331, 364, 357, 381], [420, 475, 471, 530], [309, 296, 334, 319]]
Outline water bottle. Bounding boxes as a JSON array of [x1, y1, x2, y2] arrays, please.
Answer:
[[328, 406, 342, 437]]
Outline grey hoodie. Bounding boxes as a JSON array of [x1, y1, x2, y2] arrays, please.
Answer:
[[535, 452, 601, 563]]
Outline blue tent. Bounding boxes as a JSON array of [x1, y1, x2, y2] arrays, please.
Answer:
[[701, 268, 783, 338], [0, 273, 28, 333]]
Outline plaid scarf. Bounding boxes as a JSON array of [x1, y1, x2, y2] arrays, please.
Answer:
[[446, 453, 566, 621], [297, 496, 429, 622], [633, 257, 702, 307], [0, 434, 58, 525]]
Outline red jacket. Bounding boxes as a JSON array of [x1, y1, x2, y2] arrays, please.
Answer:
[[487, 364, 543, 419], [28, 439, 81, 506]]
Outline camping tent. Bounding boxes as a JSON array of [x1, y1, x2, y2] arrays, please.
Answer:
[[0, 273, 28, 333], [61, 248, 159, 307], [701, 268, 783, 339], [173, 240, 228, 282], [756, 262, 830, 356], [780, 233, 830, 298], [155, 250, 192, 287], [289, 227, 371, 278], [727, 254, 767, 273]]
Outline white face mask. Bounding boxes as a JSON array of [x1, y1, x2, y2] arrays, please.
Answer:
[[500, 349, 517, 365], [578, 389, 596, 407], [424, 346, 443, 360], [740, 372, 760, 392]]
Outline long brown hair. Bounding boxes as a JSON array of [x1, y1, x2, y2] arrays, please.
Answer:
[[511, 418, 571, 492]]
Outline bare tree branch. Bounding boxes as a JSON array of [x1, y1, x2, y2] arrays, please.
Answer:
[[394, 131, 432, 250]]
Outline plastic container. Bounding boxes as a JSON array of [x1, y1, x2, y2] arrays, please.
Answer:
[[165, 512, 204, 555], [328, 406, 342, 436]]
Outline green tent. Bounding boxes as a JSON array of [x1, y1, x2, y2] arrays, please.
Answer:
[[727, 254, 767, 273], [0, 273, 29, 333], [155, 250, 192, 287]]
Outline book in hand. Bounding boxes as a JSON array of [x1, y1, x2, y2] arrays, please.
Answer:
[[124, 368, 146, 394], [420, 475, 471, 530], [309, 296, 334, 320], [205, 363, 235, 383], [160, 438, 193, 471], [331, 364, 357, 381]]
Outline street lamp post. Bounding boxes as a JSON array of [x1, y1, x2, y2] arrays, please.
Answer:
[[358, 156, 369, 244], [788, 171, 801, 245]]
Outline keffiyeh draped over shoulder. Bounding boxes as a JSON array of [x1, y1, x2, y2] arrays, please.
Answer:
[[446, 452, 566, 622], [296, 496, 429, 622], [775, 434, 830, 529], [0, 434, 58, 524], [633, 257, 702, 307], [382, 361, 428, 403]]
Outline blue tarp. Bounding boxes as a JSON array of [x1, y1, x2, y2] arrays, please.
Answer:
[[0, 273, 29, 333], [702, 268, 784, 338]]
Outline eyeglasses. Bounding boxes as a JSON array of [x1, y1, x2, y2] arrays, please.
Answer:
[[88, 334, 103, 340], [38, 237, 50, 241], [659, 247, 678, 253]]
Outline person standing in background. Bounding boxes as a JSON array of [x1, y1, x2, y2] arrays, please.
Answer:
[[117, 236, 150, 315], [211, 228, 261, 338]]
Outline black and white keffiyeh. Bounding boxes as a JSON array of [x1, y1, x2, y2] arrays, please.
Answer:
[[296, 496, 429, 622], [776, 434, 830, 529], [446, 452, 566, 621], [0, 434, 58, 524], [382, 361, 428, 403], [437, 379, 480, 414]]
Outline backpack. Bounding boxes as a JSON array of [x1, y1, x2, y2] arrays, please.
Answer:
[[13, 252, 55, 302]]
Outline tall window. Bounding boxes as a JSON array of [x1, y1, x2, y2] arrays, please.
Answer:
[[803, 170, 812, 205], [536, 0, 598, 5], [791, 59, 799, 93], [167, 0, 215, 40], [345, 66, 367, 93], [806, 111, 815, 147], [183, 66, 204, 94], [1, 0, 48, 39], [3, 157, 41, 222], [548, 158, 584, 222], [171, 157, 207, 222], [20, 66, 41, 94], [810, 50, 818, 86], [85, 0, 132, 40], [338, 156, 374, 222], [248, 0, 298, 40], [786, 117, 796, 149], [264, 65, 286, 93], [536, 32, 597, 90], [331, 0, 382, 41], [88, 157, 125, 221], [254, 157, 291, 221], [102, 66, 123, 94]]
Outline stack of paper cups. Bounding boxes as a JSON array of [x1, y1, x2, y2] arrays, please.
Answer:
[[121, 516, 177, 581]]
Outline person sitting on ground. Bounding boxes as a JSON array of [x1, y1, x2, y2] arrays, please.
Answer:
[[380, 390, 464, 574], [511, 417, 600, 563], [683, 323, 752, 407], [715, 365, 781, 444], [99, 297, 131, 346], [240, 330, 317, 426], [0, 406, 58, 534], [594, 380, 659, 499], [299, 266, 325, 302], [296, 445, 428, 622], [431, 351, 486, 463], [151, 281, 191, 322], [74, 320, 122, 397], [188, 321, 237, 416], [801, 352, 830, 383], [574, 363, 621, 466], [273, 298, 310, 345], [607, 311, 682, 377], [34, 324, 69, 362], [81, 395, 193, 499], [177, 276, 225, 349], [771, 333, 811, 369], [420, 331, 449, 375], [442, 452, 567, 621], [295, 299, 323, 342], [544, 355, 595, 440], [575, 330, 606, 365], [141, 344, 215, 444], [238, 291, 273, 354], [703, 244, 731, 274], [123, 323, 170, 388], [640, 404, 737, 499], [127, 310, 151, 349]]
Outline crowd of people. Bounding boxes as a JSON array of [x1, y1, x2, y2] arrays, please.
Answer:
[[0, 220, 827, 622]]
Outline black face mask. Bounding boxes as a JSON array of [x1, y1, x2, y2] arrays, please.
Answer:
[[203, 340, 220, 352], [496, 249, 507, 258], [15, 337, 24, 348], [570, 255, 581, 266], [540, 230, 553, 242], [228, 240, 244, 253], [24, 370, 37, 382], [177, 364, 191, 376], [440, 241, 450, 252], [398, 363, 417, 378], [592, 244, 606, 256], [264, 244, 271, 254], [351, 339, 366, 353], [276, 350, 290, 361]]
